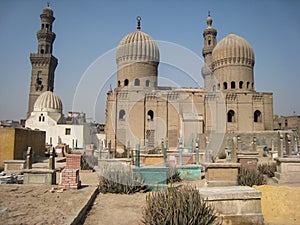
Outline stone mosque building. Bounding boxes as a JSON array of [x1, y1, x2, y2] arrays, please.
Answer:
[[105, 14, 274, 151]]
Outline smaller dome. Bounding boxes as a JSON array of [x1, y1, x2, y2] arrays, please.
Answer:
[[116, 30, 160, 66], [34, 91, 62, 113], [212, 33, 254, 70], [42, 6, 53, 16]]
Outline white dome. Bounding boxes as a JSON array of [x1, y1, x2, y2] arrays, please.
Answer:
[[34, 91, 62, 113], [116, 30, 160, 66]]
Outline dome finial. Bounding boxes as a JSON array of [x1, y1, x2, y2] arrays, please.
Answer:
[[47, 2, 50, 7], [136, 16, 141, 30], [207, 11, 213, 28]]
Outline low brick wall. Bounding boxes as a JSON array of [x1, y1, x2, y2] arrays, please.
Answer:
[[58, 169, 81, 190], [66, 154, 82, 170]]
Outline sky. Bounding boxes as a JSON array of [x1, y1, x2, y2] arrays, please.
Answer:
[[0, 0, 299, 123]]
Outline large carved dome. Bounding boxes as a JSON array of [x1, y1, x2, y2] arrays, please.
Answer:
[[116, 30, 160, 66], [34, 91, 62, 113], [212, 33, 255, 70]]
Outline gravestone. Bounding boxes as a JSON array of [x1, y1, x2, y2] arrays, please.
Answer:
[[26, 147, 33, 169], [198, 186, 264, 225]]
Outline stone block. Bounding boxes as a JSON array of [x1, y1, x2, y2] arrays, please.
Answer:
[[3, 160, 25, 174], [273, 157, 300, 184], [133, 166, 168, 190], [237, 151, 259, 170], [23, 169, 56, 185], [205, 163, 240, 187], [198, 186, 264, 225], [177, 165, 202, 180]]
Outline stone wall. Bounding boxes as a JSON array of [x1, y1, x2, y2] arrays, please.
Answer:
[[0, 128, 45, 166]]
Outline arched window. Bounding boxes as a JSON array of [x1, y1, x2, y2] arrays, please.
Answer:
[[38, 113, 45, 122], [119, 110, 126, 120], [247, 82, 250, 89], [223, 82, 228, 90], [147, 110, 154, 121], [146, 80, 150, 87], [212, 85, 216, 92], [208, 39, 211, 46], [227, 110, 235, 123], [134, 79, 140, 86], [231, 81, 236, 89], [239, 81, 243, 89], [254, 110, 262, 122], [124, 79, 129, 86], [118, 80, 121, 87]]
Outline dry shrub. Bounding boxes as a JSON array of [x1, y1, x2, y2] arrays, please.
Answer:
[[238, 167, 266, 187], [98, 162, 147, 194], [142, 185, 221, 225], [257, 162, 276, 178]]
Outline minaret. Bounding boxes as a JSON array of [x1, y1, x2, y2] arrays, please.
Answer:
[[27, 4, 58, 118], [201, 12, 217, 91]]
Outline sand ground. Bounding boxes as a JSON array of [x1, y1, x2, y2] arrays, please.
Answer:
[[1, 171, 300, 225]]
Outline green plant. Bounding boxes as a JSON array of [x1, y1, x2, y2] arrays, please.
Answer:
[[98, 162, 147, 194], [238, 167, 266, 186], [257, 162, 276, 178], [167, 166, 182, 183], [141, 185, 221, 225]]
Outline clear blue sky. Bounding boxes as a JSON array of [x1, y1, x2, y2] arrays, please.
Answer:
[[0, 0, 299, 122]]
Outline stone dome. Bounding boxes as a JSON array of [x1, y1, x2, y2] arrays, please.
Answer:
[[212, 33, 255, 70], [34, 91, 62, 113], [116, 30, 160, 66]]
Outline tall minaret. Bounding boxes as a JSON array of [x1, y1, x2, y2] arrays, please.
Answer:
[[27, 4, 58, 118], [201, 12, 217, 91]]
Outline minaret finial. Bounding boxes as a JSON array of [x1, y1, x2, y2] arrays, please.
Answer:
[[207, 11, 212, 27], [47, 2, 50, 7], [136, 16, 141, 30]]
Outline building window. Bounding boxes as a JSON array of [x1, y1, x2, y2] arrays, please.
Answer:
[[118, 80, 121, 87], [247, 82, 250, 89], [223, 82, 228, 90], [254, 110, 262, 122], [208, 39, 211, 46], [65, 128, 71, 135], [239, 81, 243, 89], [146, 80, 150, 87], [227, 110, 235, 123], [217, 83, 220, 90], [212, 85, 216, 92], [134, 79, 140, 86], [231, 81, 236, 89], [119, 110, 126, 120], [285, 119, 288, 127], [124, 79, 129, 86], [147, 110, 154, 121], [38, 113, 45, 122]]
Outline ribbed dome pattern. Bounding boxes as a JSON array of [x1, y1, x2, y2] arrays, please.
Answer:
[[34, 91, 62, 113], [212, 33, 254, 70], [116, 30, 160, 65]]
